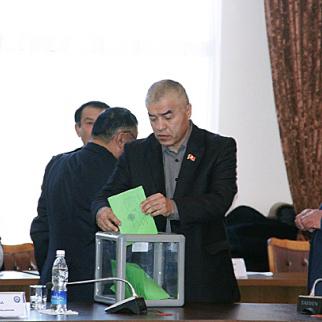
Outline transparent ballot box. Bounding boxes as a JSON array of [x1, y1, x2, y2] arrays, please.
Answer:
[[94, 232, 185, 307]]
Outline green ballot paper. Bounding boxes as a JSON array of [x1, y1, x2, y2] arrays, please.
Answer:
[[111, 260, 170, 300], [108, 186, 158, 234]]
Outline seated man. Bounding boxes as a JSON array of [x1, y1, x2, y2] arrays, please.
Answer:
[[295, 205, 322, 295], [30, 107, 138, 302], [92, 79, 240, 303]]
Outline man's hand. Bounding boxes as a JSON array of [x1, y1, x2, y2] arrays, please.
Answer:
[[295, 208, 322, 231], [96, 206, 121, 232], [141, 193, 174, 217]]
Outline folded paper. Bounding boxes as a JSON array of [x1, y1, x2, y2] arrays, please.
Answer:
[[108, 186, 158, 234]]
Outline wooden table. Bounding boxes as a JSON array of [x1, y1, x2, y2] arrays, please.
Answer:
[[0, 270, 40, 298], [237, 272, 307, 303], [0, 302, 315, 322], [0, 271, 307, 304]]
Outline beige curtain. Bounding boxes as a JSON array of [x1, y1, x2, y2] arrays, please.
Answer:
[[264, 0, 322, 212]]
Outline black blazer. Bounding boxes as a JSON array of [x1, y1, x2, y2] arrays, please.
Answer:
[[308, 204, 322, 295], [31, 143, 117, 302], [92, 124, 240, 303]]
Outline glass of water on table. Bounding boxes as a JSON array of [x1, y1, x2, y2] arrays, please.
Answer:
[[30, 285, 47, 310]]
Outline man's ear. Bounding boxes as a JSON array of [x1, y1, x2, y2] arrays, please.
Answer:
[[186, 103, 192, 118], [114, 132, 125, 149], [75, 123, 81, 137]]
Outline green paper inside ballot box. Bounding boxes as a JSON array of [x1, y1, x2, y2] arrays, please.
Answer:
[[108, 186, 158, 234], [111, 260, 170, 300]]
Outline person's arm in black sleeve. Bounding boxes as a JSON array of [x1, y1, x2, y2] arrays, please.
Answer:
[[30, 157, 56, 273], [91, 144, 133, 230]]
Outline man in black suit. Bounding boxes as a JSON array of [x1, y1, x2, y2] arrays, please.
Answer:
[[92, 80, 240, 303], [30, 108, 138, 302], [74, 101, 110, 145], [295, 205, 322, 295], [30, 101, 109, 274]]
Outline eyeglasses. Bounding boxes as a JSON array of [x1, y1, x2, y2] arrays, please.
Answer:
[[120, 130, 137, 140]]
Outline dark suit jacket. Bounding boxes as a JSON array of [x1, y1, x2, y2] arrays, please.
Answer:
[[226, 205, 298, 271], [92, 124, 240, 303], [308, 204, 322, 295], [30, 143, 117, 302]]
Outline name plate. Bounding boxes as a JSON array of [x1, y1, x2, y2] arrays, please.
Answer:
[[0, 292, 26, 317], [232, 258, 248, 278]]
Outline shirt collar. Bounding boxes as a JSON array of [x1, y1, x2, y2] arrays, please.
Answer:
[[162, 121, 192, 155]]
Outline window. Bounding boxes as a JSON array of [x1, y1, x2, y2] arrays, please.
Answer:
[[0, 0, 221, 243]]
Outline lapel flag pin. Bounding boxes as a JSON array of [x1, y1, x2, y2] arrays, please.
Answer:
[[187, 153, 196, 162]]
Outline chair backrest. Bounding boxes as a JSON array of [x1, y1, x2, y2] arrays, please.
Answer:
[[267, 237, 310, 273], [2, 243, 37, 271]]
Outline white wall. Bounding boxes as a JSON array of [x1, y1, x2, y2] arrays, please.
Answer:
[[0, 0, 217, 244], [219, 0, 293, 215], [0, 0, 294, 245]]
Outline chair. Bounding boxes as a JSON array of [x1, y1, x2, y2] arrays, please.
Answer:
[[2, 243, 37, 271], [267, 237, 310, 272]]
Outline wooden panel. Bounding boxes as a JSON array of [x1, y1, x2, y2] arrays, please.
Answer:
[[0, 270, 40, 299], [237, 272, 307, 303]]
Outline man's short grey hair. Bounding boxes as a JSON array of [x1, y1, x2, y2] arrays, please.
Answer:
[[145, 79, 190, 107]]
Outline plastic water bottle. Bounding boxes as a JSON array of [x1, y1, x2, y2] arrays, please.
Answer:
[[51, 249, 68, 313]]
